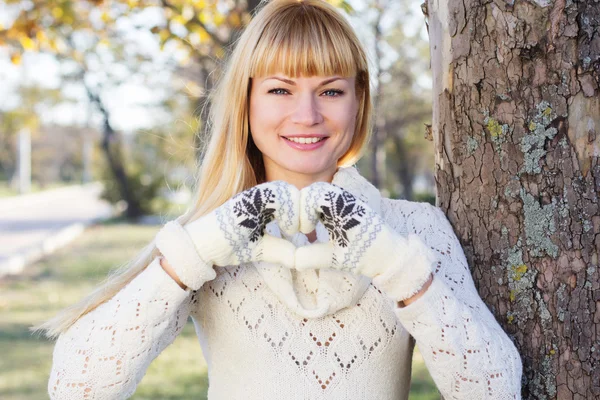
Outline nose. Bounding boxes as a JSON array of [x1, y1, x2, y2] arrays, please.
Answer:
[[290, 93, 323, 126]]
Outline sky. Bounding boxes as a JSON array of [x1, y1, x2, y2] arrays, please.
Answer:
[[0, 0, 431, 133]]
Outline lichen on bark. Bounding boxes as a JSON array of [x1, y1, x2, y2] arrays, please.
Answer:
[[520, 101, 559, 175], [519, 188, 560, 258]]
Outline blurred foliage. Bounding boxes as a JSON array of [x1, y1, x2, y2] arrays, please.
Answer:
[[0, 0, 351, 63], [412, 191, 436, 205]]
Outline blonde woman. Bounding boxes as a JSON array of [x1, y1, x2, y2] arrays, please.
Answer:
[[41, 0, 522, 398]]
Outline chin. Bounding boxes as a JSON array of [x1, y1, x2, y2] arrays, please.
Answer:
[[277, 158, 335, 178]]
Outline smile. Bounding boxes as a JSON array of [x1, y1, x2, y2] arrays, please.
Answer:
[[283, 136, 326, 144], [281, 136, 329, 151]]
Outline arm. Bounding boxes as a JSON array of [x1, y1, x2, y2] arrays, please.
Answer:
[[160, 256, 188, 290], [384, 201, 523, 399], [48, 257, 194, 399]]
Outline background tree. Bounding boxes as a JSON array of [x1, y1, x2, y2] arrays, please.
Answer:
[[354, 0, 434, 200], [426, 0, 599, 398], [375, 16, 433, 201], [1, 0, 161, 217], [0, 86, 43, 181]]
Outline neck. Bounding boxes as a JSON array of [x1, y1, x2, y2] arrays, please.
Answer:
[[264, 166, 337, 189]]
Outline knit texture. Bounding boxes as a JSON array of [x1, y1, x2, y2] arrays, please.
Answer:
[[48, 167, 522, 399], [155, 220, 216, 290]]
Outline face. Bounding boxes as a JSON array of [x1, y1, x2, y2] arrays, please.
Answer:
[[249, 74, 359, 187]]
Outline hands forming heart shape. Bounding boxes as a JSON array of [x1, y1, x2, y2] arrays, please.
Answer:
[[193, 180, 417, 279], [157, 180, 435, 297], [205, 180, 385, 273]]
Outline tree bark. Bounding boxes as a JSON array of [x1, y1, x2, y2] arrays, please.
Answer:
[[427, 0, 600, 398]]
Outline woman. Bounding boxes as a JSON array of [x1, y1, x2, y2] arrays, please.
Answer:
[[41, 0, 522, 398]]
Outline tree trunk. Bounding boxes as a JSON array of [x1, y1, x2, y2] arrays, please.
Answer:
[[391, 134, 414, 200], [85, 86, 143, 219], [99, 118, 143, 219], [427, 0, 599, 398], [370, 1, 386, 189]]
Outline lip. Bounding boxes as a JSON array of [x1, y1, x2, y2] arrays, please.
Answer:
[[281, 134, 329, 139], [281, 135, 329, 151]]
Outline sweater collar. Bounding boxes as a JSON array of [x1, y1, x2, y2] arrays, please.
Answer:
[[254, 166, 381, 319]]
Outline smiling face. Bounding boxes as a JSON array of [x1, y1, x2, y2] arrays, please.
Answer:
[[249, 74, 359, 188]]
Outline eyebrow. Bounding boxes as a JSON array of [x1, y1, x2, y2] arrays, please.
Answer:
[[263, 76, 344, 86]]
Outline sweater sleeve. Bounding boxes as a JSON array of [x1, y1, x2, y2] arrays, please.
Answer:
[[48, 257, 196, 400], [382, 200, 523, 399]]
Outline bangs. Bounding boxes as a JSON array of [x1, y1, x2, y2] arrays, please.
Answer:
[[248, 3, 360, 78]]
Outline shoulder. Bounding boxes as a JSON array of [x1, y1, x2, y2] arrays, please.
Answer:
[[380, 197, 434, 215], [380, 197, 451, 234]]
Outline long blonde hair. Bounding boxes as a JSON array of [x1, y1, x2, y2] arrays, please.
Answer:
[[36, 0, 372, 338]]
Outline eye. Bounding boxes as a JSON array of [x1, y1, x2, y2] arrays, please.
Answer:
[[322, 89, 345, 97], [268, 88, 289, 95]]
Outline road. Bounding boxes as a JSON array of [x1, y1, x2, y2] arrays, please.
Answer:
[[0, 183, 114, 277]]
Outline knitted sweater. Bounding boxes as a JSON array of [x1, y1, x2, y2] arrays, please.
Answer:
[[48, 169, 522, 399]]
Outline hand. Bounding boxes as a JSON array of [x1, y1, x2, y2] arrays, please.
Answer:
[[155, 181, 300, 289], [296, 182, 435, 301]]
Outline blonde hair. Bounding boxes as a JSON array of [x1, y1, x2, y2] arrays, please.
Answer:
[[36, 0, 372, 338]]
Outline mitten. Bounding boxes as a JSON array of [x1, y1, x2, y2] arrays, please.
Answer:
[[155, 181, 301, 290], [296, 182, 435, 301]]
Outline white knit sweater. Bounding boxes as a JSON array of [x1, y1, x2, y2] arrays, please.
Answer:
[[48, 169, 522, 399]]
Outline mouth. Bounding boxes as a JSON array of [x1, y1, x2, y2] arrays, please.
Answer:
[[282, 136, 327, 144], [281, 135, 329, 150]]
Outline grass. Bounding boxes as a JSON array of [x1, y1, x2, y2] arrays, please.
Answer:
[[410, 347, 441, 400], [0, 222, 438, 399]]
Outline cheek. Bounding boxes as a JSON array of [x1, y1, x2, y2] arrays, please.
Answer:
[[249, 99, 285, 160], [250, 97, 280, 138], [335, 101, 358, 139], [249, 98, 268, 147], [332, 100, 359, 158]]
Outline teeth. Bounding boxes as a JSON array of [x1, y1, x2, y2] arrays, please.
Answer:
[[286, 137, 324, 144]]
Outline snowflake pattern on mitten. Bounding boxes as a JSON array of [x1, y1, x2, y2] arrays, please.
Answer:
[[214, 180, 299, 264], [231, 185, 278, 243], [156, 180, 300, 289], [319, 187, 366, 248], [300, 182, 388, 273]]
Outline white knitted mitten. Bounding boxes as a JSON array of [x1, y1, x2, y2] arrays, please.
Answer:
[[297, 182, 435, 301], [156, 181, 300, 290]]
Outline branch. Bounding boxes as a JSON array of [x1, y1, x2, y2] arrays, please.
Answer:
[[160, 0, 228, 48]]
